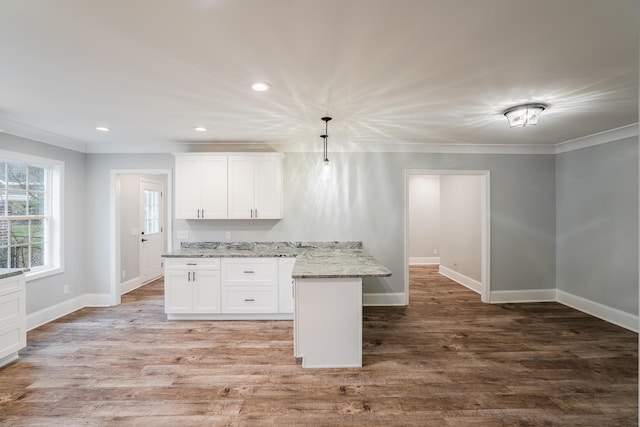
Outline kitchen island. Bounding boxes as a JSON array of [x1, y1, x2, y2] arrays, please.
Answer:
[[162, 242, 391, 368]]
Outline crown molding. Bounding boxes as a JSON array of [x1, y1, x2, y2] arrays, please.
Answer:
[[554, 123, 639, 154], [0, 118, 87, 153], [1, 118, 636, 155]]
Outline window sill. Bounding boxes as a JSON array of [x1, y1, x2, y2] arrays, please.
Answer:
[[25, 267, 64, 282]]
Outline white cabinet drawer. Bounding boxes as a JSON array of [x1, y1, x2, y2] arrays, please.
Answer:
[[0, 291, 25, 327], [222, 258, 277, 284], [0, 276, 23, 298], [221, 286, 277, 313], [0, 320, 26, 361], [164, 258, 221, 270]]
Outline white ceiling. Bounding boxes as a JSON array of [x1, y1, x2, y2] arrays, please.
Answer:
[[0, 0, 637, 153]]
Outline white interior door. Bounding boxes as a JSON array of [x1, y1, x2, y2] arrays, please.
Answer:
[[140, 179, 164, 283]]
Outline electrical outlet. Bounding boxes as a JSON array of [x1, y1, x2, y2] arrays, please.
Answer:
[[177, 230, 188, 239], [130, 228, 139, 236], [226, 231, 231, 239], [63, 284, 70, 294], [121, 270, 126, 279], [433, 249, 438, 255]]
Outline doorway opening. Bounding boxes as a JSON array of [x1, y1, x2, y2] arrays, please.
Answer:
[[404, 170, 490, 303], [109, 169, 173, 306]]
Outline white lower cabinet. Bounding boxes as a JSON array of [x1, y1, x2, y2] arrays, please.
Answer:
[[221, 258, 277, 314], [164, 259, 221, 315], [164, 257, 294, 320], [0, 273, 26, 368]]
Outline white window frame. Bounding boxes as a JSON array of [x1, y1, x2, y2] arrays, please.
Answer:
[[0, 150, 64, 280]]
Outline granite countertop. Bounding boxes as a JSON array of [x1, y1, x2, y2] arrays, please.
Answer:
[[163, 242, 391, 279], [0, 268, 28, 281]]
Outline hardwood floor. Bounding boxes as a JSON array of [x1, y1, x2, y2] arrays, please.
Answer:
[[0, 265, 637, 426]]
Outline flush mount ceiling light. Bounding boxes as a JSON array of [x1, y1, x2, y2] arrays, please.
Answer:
[[251, 82, 271, 92], [320, 116, 332, 165], [96, 126, 110, 132], [194, 126, 207, 132], [503, 103, 546, 128]]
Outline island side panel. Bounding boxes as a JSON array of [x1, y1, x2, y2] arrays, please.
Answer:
[[294, 277, 362, 368]]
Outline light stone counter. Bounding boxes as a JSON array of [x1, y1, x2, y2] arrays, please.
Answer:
[[162, 241, 391, 279]]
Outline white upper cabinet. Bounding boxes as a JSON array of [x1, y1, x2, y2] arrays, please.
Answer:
[[228, 154, 283, 219], [175, 155, 227, 219]]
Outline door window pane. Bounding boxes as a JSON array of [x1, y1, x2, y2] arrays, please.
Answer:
[[143, 189, 160, 235]]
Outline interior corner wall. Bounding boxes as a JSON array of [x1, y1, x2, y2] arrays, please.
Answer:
[[556, 137, 639, 315], [439, 174, 482, 282], [408, 175, 440, 260]]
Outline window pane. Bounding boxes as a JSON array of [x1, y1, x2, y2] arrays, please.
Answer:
[[0, 220, 7, 246], [31, 242, 44, 267], [28, 166, 45, 191], [0, 162, 5, 189], [31, 219, 44, 243], [0, 190, 6, 216], [7, 163, 26, 190], [10, 220, 28, 244], [7, 190, 27, 215], [28, 191, 45, 216], [143, 189, 160, 234], [0, 247, 7, 268], [10, 245, 28, 268]]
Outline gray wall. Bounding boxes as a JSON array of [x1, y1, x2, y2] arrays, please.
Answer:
[[177, 151, 557, 295], [118, 174, 141, 284], [3, 132, 636, 320], [84, 153, 174, 296], [440, 175, 482, 281], [408, 175, 440, 260], [556, 137, 639, 314], [0, 133, 86, 313]]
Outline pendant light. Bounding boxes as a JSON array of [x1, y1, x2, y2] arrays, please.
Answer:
[[320, 116, 332, 165]]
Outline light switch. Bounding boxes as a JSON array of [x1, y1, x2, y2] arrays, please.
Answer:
[[130, 228, 139, 236]]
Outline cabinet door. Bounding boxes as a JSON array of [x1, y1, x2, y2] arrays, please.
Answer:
[[164, 270, 193, 313], [192, 269, 221, 313], [201, 156, 228, 219], [175, 157, 203, 219], [278, 258, 295, 313], [227, 156, 255, 219], [254, 156, 283, 219]]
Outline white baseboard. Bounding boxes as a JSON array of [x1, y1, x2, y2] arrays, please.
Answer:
[[120, 277, 142, 295], [557, 290, 639, 333], [363, 292, 406, 306], [409, 257, 440, 265], [26, 295, 85, 331], [439, 265, 482, 294], [489, 289, 557, 303], [26, 293, 112, 331]]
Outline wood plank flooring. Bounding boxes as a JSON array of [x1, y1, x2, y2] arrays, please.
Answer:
[[0, 265, 637, 426]]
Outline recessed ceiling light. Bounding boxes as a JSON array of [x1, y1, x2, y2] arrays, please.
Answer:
[[194, 126, 207, 132], [96, 126, 110, 132], [251, 82, 271, 92]]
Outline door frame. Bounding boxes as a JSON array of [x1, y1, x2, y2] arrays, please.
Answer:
[[404, 169, 491, 303], [109, 168, 173, 306]]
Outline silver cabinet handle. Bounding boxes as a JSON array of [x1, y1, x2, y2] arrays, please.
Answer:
[[244, 270, 254, 274], [244, 298, 255, 302], [255, 209, 258, 218], [202, 209, 204, 218], [188, 271, 191, 282], [192, 271, 196, 281], [187, 263, 197, 266]]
